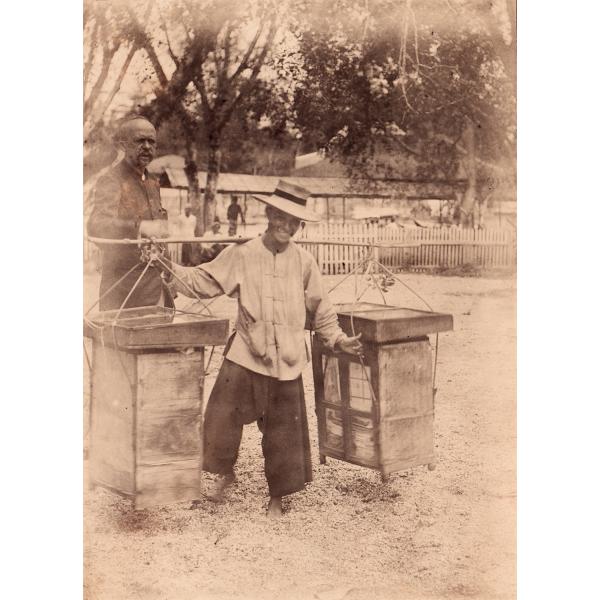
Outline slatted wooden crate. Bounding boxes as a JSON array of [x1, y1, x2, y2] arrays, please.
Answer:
[[85, 308, 229, 509], [312, 303, 453, 481]]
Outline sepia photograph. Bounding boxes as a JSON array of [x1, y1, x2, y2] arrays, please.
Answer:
[[82, 1, 517, 598]]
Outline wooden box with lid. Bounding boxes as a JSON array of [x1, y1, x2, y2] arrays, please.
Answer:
[[85, 306, 229, 509], [312, 303, 453, 481]]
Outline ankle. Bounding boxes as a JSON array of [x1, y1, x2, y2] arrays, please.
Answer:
[[267, 496, 283, 518]]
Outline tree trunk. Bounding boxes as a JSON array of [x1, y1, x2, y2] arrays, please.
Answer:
[[184, 145, 203, 235], [460, 118, 476, 227], [204, 133, 222, 233]]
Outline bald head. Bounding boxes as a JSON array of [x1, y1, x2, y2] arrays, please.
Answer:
[[117, 116, 155, 141], [116, 116, 157, 170]]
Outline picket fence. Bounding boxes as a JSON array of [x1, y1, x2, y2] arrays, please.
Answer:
[[297, 223, 516, 274], [84, 223, 516, 275]]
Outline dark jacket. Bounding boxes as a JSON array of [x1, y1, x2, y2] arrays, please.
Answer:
[[87, 160, 168, 311], [227, 203, 243, 221]]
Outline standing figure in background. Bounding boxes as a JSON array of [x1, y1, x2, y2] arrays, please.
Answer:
[[200, 217, 225, 263], [385, 216, 401, 231], [87, 115, 171, 310], [179, 204, 197, 266], [227, 195, 245, 236]]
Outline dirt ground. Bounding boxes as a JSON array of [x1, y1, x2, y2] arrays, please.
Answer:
[[83, 267, 516, 600]]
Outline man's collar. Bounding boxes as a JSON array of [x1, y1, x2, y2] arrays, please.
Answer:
[[120, 159, 147, 180], [261, 231, 293, 255]]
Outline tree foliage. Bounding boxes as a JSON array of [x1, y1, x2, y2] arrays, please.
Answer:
[[133, 0, 290, 231], [84, 0, 516, 227], [291, 0, 516, 222], [83, 0, 155, 138]]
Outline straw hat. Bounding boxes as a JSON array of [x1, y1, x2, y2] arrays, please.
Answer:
[[252, 180, 320, 222]]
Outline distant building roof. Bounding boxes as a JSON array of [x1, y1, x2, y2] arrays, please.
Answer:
[[148, 154, 185, 171], [291, 155, 348, 178], [148, 155, 462, 199], [164, 167, 189, 188], [148, 155, 188, 188], [294, 151, 324, 170]]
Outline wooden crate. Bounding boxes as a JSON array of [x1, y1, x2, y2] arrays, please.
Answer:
[[312, 303, 452, 480], [89, 342, 205, 508], [85, 307, 229, 509]]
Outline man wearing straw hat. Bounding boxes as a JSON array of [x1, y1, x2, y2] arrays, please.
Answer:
[[156, 180, 362, 518]]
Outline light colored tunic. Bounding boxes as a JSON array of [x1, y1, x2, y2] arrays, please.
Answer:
[[177, 213, 197, 237], [169, 237, 345, 380]]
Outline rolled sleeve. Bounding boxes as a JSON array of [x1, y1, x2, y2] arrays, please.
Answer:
[[169, 244, 240, 299]]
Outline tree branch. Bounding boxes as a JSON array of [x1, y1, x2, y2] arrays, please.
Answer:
[[434, 128, 505, 174], [193, 62, 214, 123], [102, 0, 154, 111], [396, 138, 421, 156], [222, 21, 232, 80], [94, 43, 139, 125], [229, 20, 265, 84], [397, 0, 416, 112], [410, 1, 419, 74], [158, 2, 180, 67], [193, 73, 210, 112], [84, 42, 119, 120], [216, 19, 277, 131], [83, 18, 99, 91], [126, 2, 169, 88]]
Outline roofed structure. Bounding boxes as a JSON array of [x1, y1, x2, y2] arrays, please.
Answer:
[[148, 156, 463, 200]]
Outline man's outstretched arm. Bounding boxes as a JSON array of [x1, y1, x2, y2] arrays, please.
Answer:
[[157, 244, 240, 299]]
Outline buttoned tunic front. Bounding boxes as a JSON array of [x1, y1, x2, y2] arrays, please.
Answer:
[[88, 159, 168, 310], [170, 237, 345, 381]]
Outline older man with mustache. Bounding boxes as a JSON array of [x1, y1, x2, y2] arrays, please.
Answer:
[[87, 115, 171, 310]]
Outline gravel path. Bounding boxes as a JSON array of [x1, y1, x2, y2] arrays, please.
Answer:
[[84, 269, 516, 600]]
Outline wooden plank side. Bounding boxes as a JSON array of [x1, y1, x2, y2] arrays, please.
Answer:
[[137, 351, 204, 414], [348, 415, 377, 463], [135, 459, 202, 509], [89, 342, 136, 493], [379, 414, 435, 472], [137, 411, 202, 464], [119, 318, 227, 349], [377, 340, 433, 419]]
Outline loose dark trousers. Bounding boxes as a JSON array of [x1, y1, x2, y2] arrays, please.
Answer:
[[203, 359, 313, 498]]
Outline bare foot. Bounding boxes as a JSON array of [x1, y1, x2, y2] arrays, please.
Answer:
[[266, 496, 283, 518], [203, 474, 236, 503]]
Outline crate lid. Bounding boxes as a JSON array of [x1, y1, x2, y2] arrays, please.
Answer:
[[334, 302, 453, 343], [84, 306, 229, 350]]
